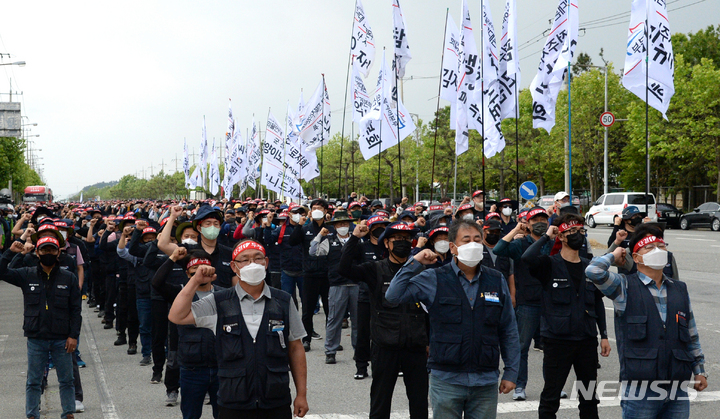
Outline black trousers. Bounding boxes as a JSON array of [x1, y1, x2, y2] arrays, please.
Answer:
[[116, 281, 139, 343], [90, 260, 105, 310], [370, 345, 428, 419], [151, 299, 168, 375], [165, 321, 180, 392], [300, 274, 329, 344], [104, 273, 118, 323], [218, 404, 291, 419], [269, 271, 282, 289], [539, 338, 599, 419], [354, 301, 372, 369]]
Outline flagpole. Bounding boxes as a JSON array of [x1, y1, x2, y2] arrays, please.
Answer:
[[515, 80, 520, 203], [395, 57, 403, 199], [377, 48, 385, 200], [351, 123, 356, 192], [282, 103, 289, 202], [567, 2, 573, 199], [338, 1, 356, 202], [430, 9, 449, 204], [320, 74, 326, 199], [644, 0, 650, 215], [481, 0, 486, 198]]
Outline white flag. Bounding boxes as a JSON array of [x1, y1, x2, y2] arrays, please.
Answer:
[[358, 51, 416, 160], [188, 166, 201, 189], [453, 0, 480, 156], [222, 101, 235, 196], [262, 112, 304, 198], [392, 0, 412, 78], [529, 0, 579, 133], [498, 0, 520, 120], [299, 79, 331, 151], [622, 0, 674, 119], [352, 62, 372, 124], [209, 140, 221, 195], [183, 138, 190, 188], [295, 91, 305, 132], [246, 118, 261, 190], [481, 2, 506, 158], [351, 0, 375, 77], [225, 122, 247, 199], [440, 14, 462, 104], [199, 116, 208, 185]]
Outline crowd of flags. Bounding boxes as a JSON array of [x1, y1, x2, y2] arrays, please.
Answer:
[[181, 0, 675, 200]]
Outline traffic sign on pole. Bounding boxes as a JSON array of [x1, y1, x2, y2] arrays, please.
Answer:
[[520, 181, 538, 200], [600, 111, 615, 128]]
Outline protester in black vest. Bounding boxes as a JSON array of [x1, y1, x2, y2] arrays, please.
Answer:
[[521, 213, 611, 419], [169, 240, 308, 419], [1, 237, 82, 419], [481, 219, 515, 302], [288, 198, 335, 352], [153, 247, 220, 419], [493, 207, 551, 401], [387, 219, 519, 418], [586, 224, 707, 418], [338, 221, 429, 419]]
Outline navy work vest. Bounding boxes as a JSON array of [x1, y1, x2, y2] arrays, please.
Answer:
[[214, 286, 292, 410], [514, 237, 543, 306], [615, 273, 694, 382], [426, 263, 505, 373], [540, 255, 599, 341], [177, 292, 217, 369]]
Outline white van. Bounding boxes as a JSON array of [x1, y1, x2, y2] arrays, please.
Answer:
[[586, 192, 658, 228]]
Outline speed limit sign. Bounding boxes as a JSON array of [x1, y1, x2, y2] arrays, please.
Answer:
[[600, 111, 615, 127]]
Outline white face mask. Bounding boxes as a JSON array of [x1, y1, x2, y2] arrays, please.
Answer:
[[239, 262, 266, 286], [456, 242, 484, 267], [639, 248, 668, 271], [60, 231, 68, 239], [336, 226, 349, 237], [434, 240, 450, 254], [291, 213, 301, 223], [462, 213, 474, 221], [311, 209, 324, 220], [181, 238, 198, 246], [502, 207, 513, 217]]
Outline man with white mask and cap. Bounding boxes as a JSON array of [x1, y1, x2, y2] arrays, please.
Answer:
[[169, 239, 309, 419], [386, 219, 520, 419]]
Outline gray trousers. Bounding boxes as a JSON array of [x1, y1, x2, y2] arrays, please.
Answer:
[[324, 284, 359, 355]]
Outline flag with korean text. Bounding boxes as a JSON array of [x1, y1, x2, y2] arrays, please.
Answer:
[[440, 14, 462, 104], [299, 79, 331, 151], [183, 138, 190, 188], [246, 118, 261, 190], [209, 140, 220, 195], [352, 0, 376, 77], [498, 0, 520, 120], [392, 0, 412, 78], [622, 0, 674, 119], [480, 2, 506, 158]]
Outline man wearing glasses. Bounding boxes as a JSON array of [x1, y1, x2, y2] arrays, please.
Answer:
[[586, 223, 707, 418], [521, 213, 610, 419], [169, 240, 309, 419]]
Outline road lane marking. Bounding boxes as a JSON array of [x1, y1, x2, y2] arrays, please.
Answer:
[[83, 313, 121, 419], [674, 238, 717, 242], [304, 391, 720, 417], [0, 335, 7, 361]]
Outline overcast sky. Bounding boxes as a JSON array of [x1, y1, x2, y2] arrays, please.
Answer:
[[1, 0, 716, 199]]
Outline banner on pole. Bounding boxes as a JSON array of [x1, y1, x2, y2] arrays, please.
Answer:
[[299, 79, 331, 151], [499, 0, 520, 120], [352, 0, 376, 77]]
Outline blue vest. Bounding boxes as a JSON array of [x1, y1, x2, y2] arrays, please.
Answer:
[[426, 263, 505, 373], [615, 273, 694, 382], [177, 292, 217, 369], [540, 255, 599, 341], [213, 286, 292, 410]]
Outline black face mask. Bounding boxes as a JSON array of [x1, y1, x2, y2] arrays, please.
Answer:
[[566, 232, 585, 250], [391, 240, 412, 258], [485, 234, 501, 245], [351, 210, 362, 219], [39, 253, 58, 267], [628, 217, 642, 227], [531, 222, 548, 236], [371, 228, 385, 239]]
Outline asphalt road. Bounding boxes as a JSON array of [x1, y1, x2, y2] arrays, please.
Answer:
[[0, 225, 718, 418]]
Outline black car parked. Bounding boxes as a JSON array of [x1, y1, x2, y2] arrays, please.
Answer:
[[679, 202, 720, 231], [657, 203, 683, 229]]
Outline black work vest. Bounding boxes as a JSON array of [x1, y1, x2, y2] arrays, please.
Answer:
[[514, 237, 543, 306], [369, 260, 428, 349], [615, 273, 694, 382], [177, 292, 218, 368], [481, 245, 512, 283], [214, 286, 292, 410], [24, 266, 76, 338], [427, 263, 505, 373], [540, 255, 599, 341]]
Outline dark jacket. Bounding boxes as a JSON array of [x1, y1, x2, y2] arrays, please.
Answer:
[[0, 250, 82, 340], [289, 219, 335, 276]]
